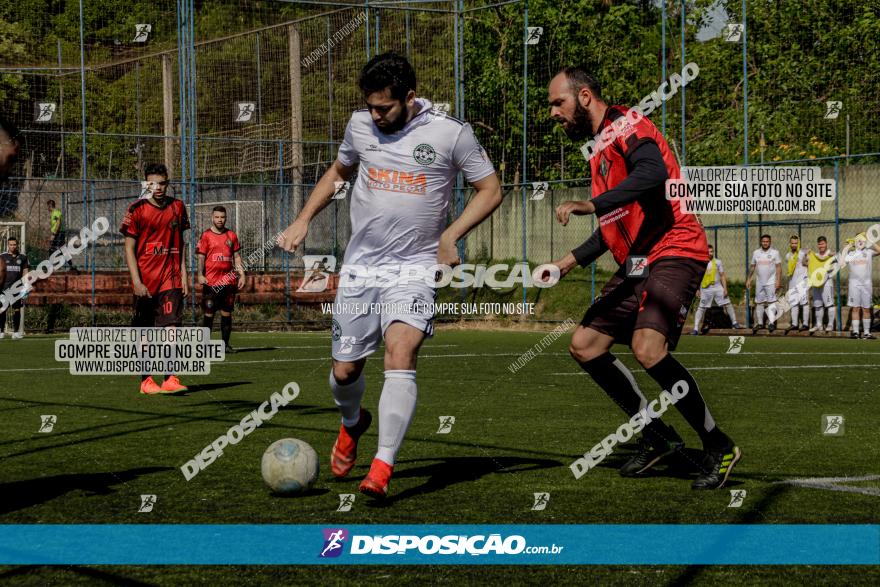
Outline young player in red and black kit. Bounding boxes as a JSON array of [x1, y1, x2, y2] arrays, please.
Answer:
[[542, 67, 741, 489], [196, 206, 245, 353], [121, 163, 190, 395]]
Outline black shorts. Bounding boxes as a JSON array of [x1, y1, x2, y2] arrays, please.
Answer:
[[581, 257, 704, 351], [1, 297, 22, 311], [201, 284, 236, 314], [132, 289, 184, 327], [50, 232, 65, 251]]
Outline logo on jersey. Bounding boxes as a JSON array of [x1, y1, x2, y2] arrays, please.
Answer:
[[413, 143, 436, 166], [225, 239, 233, 249], [598, 157, 610, 178], [367, 167, 427, 195]]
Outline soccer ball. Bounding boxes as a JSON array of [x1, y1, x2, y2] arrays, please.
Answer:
[[261, 438, 319, 494]]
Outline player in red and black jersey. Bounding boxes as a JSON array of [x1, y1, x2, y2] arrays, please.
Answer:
[[542, 66, 740, 490], [196, 205, 245, 353], [120, 163, 190, 395]]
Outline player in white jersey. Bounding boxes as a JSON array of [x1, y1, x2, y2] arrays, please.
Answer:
[[842, 232, 880, 339], [784, 235, 810, 333], [807, 236, 837, 333], [691, 245, 740, 334], [278, 53, 502, 499], [745, 234, 782, 334]]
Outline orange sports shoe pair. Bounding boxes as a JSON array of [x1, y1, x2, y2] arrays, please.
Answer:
[[330, 408, 392, 499], [140, 375, 187, 395]]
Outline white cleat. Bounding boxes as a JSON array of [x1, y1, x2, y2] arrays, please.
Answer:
[[809, 325, 819, 333], [825, 325, 834, 332], [11, 332, 23, 340], [0, 332, 5, 339]]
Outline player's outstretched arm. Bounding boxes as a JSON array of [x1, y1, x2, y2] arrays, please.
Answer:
[[438, 173, 502, 266], [124, 236, 149, 297], [277, 160, 356, 253]]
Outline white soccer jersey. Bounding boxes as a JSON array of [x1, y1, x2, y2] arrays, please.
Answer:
[[702, 258, 725, 289], [845, 249, 875, 286], [336, 98, 495, 268], [786, 249, 808, 284], [751, 247, 781, 287]]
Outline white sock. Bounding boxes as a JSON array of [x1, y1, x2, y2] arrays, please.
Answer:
[[863, 318, 872, 334], [790, 305, 799, 327], [724, 304, 737, 325], [815, 307, 824, 327], [375, 370, 417, 466], [827, 309, 835, 329], [802, 305, 810, 326], [694, 307, 705, 331], [756, 304, 765, 325], [852, 317, 859, 333], [330, 370, 366, 428]]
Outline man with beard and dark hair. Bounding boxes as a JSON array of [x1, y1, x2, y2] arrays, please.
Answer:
[[278, 52, 502, 500], [539, 66, 741, 490]]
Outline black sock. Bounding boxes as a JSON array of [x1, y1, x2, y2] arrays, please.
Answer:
[[645, 354, 729, 450], [203, 314, 215, 329], [11, 310, 20, 332], [220, 315, 232, 346], [579, 352, 681, 447], [0, 311, 6, 332]]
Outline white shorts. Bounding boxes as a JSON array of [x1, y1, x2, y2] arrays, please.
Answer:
[[330, 267, 435, 362], [755, 284, 777, 304], [786, 279, 808, 306], [698, 286, 731, 308], [847, 282, 872, 309], [811, 281, 834, 308]]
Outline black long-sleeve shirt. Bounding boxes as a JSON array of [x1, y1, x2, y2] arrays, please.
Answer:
[[570, 140, 669, 267]]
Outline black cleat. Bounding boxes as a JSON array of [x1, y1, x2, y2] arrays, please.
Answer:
[[751, 325, 760, 335], [785, 325, 798, 335], [619, 429, 685, 477], [767, 322, 775, 333], [225, 344, 236, 354], [799, 324, 809, 332], [850, 331, 860, 339], [863, 333, 877, 340], [692, 445, 742, 490]]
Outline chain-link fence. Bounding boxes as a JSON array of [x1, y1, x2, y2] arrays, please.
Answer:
[[1, 0, 878, 326]]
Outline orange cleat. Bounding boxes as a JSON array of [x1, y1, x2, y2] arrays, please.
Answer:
[[359, 458, 393, 500], [330, 409, 372, 478], [139, 376, 164, 395], [160, 375, 188, 393]]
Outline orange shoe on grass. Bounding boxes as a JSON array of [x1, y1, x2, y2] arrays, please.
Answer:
[[330, 409, 372, 478], [359, 458, 393, 500], [160, 375, 188, 393], [139, 377, 163, 395]]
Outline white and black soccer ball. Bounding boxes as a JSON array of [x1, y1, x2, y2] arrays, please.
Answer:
[[261, 438, 319, 494]]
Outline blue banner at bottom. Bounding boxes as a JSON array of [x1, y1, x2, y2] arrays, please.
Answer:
[[0, 525, 877, 565]]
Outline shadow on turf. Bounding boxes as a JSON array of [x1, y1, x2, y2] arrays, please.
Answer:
[[0, 466, 171, 515], [357, 455, 562, 507], [230, 346, 279, 353], [172, 381, 251, 395], [0, 566, 154, 586], [598, 441, 748, 485]]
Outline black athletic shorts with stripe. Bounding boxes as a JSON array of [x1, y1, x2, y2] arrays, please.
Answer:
[[581, 257, 704, 351]]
